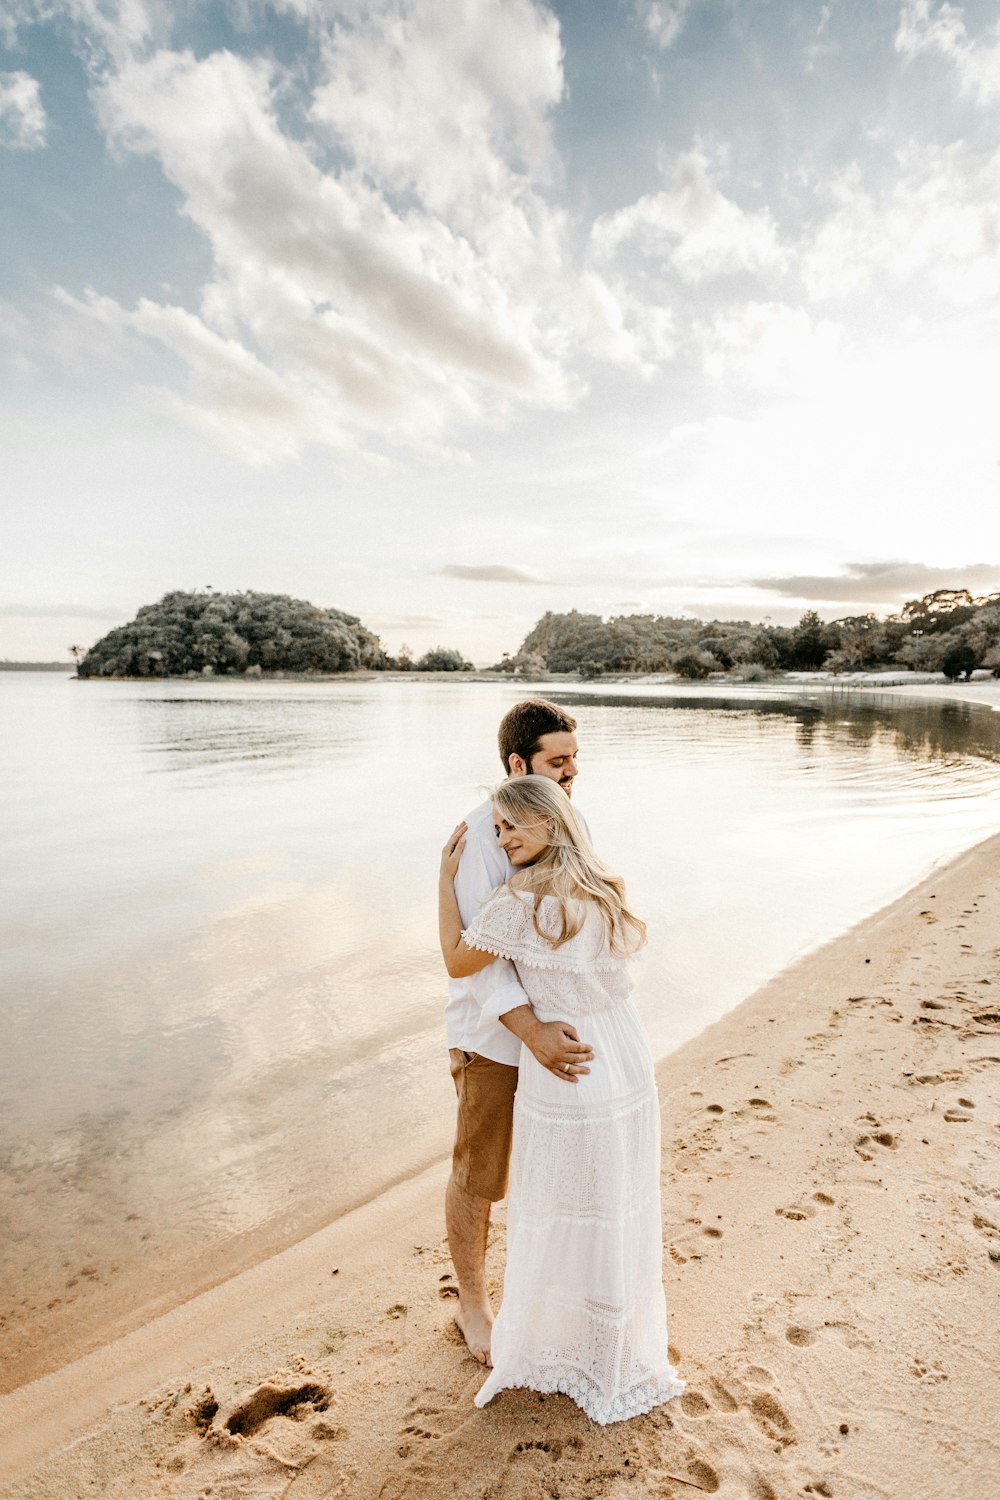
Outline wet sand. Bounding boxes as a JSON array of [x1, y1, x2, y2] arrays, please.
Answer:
[[2, 829, 999, 1498]]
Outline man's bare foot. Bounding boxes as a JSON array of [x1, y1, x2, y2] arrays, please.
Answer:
[[454, 1298, 494, 1366]]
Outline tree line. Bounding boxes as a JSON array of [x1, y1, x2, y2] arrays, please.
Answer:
[[74, 586, 1000, 681], [75, 591, 472, 678], [493, 590, 1000, 680]]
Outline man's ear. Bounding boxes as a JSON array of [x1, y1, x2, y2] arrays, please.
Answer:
[[508, 753, 527, 777]]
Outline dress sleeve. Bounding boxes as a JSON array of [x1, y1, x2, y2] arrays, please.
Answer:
[[462, 887, 535, 964]]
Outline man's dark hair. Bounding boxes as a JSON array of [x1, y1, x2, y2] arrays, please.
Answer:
[[498, 698, 577, 773]]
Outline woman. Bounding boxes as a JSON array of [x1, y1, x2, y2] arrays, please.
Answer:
[[439, 774, 684, 1425]]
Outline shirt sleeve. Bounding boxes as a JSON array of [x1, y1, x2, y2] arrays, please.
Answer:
[[454, 819, 532, 1027], [453, 815, 507, 927]]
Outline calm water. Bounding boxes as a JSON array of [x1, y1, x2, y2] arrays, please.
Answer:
[[4, 672, 1000, 1384]]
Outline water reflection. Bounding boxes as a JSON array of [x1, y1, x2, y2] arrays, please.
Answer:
[[132, 690, 376, 777], [558, 688, 1000, 769]]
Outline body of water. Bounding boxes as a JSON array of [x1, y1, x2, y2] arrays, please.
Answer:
[[4, 672, 1000, 1386]]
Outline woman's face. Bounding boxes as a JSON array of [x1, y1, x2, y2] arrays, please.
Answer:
[[493, 808, 550, 867]]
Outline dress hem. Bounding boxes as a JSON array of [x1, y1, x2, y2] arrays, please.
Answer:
[[474, 1369, 686, 1426]]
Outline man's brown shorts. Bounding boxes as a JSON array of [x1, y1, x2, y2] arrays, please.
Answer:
[[448, 1049, 518, 1203]]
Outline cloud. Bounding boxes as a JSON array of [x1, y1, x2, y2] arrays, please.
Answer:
[[309, 0, 563, 228], [896, 0, 1000, 106], [696, 300, 844, 390], [0, 602, 127, 618], [440, 563, 546, 584], [0, 70, 46, 149], [750, 561, 1000, 603], [49, 3, 672, 464], [634, 1, 692, 50], [2, 0, 167, 63], [592, 149, 790, 283], [803, 144, 1000, 303], [369, 614, 444, 629]]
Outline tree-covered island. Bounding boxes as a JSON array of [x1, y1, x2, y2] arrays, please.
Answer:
[[493, 589, 1000, 680], [76, 590, 471, 677]]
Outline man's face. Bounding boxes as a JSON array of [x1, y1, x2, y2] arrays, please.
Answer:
[[521, 730, 579, 796]]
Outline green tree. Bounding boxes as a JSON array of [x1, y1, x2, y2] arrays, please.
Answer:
[[415, 647, 473, 671], [77, 590, 390, 677], [941, 643, 978, 680]]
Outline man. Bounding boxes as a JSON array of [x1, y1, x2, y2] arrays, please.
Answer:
[[445, 698, 594, 1366]]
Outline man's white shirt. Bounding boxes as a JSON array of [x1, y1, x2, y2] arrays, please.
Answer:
[[445, 798, 527, 1066]]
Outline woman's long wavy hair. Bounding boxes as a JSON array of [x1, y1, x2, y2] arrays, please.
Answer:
[[491, 775, 646, 956]]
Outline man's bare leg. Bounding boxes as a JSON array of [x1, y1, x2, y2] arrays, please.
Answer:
[[445, 1174, 494, 1365]]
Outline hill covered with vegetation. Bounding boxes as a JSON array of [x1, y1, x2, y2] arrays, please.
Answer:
[[76, 590, 472, 678], [494, 589, 1000, 680]]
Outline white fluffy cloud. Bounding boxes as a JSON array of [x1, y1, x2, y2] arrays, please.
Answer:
[[0, 70, 46, 149], [592, 149, 790, 283], [896, 0, 1000, 106], [72, 3, 675, 462], [803, 143, 1000, 302], [310, 0, 563, 228]]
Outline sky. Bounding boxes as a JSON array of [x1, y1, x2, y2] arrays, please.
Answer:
[[3, 0, 1000, 664]]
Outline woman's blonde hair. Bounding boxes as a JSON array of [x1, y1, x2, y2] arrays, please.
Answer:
[[492, 775, 646, 956]]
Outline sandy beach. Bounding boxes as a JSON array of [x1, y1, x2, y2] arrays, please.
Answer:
[[2, 818, 998, 1499]]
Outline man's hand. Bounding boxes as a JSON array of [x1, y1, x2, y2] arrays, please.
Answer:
[[527, 1020, 593, 1082], [501, 1004, 593, 1083]]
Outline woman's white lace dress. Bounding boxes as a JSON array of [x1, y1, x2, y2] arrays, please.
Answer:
[[462, 886, 685, 1425]]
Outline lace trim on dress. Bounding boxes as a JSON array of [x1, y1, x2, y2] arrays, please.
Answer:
[[475, 1364, 685, 1426], [462, 887, 631, 974], [460, 931, 627, 972]]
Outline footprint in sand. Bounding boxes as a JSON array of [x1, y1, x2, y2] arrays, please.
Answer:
[[681, 1389, 712, 1417], [187, 1389, 220, 1433], [680, 1454, 721, 1492], [748, 1391, 795, 1447], [911, 1359, 948, 1385], [223, 1379, 332, 1437], [678, 1371, 796, 1461], [399, 1384, 473, 1445], [853, 1115, 897, 1158], [972, 1212, 1000, 1244], [670, 1219, 727, 1263], [775, 1190, 837, 1221]]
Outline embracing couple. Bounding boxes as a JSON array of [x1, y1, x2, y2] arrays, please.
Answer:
[[437, 698, 685, 1425]]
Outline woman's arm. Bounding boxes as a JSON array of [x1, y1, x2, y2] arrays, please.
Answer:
[[439, 822, 500, 978]]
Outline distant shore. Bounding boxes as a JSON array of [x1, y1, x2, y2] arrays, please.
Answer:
[[14, 661, 1000, 691], [0, 661, 75, 671], [3, 829, 999, 1496]]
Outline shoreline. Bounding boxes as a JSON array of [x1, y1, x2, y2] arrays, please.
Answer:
[[3, 830, 999, 1497]]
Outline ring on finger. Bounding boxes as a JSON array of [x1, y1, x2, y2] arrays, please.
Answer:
[[561, 1062, 571, 1073]]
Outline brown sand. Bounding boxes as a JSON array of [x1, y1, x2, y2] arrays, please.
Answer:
[[2, 834, 999, 1499]]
